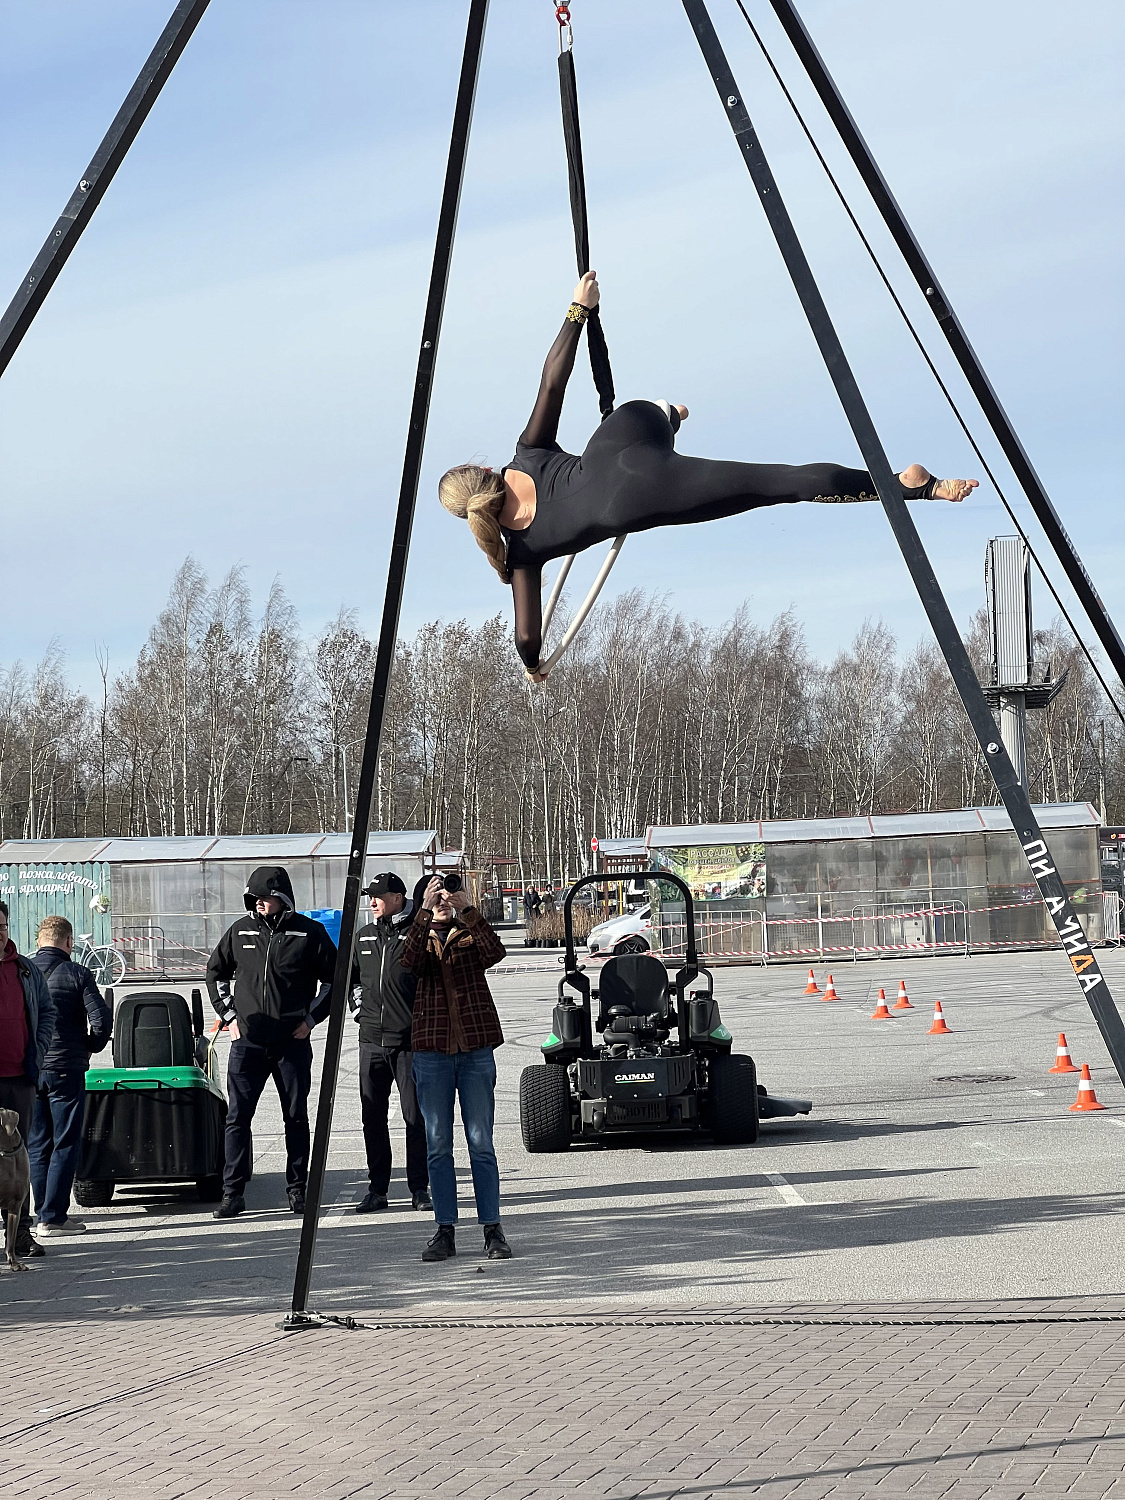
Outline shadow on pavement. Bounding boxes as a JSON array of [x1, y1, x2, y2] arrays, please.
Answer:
[[504, 1164, 973, 1206], [6, 1169, 1124, 1324]]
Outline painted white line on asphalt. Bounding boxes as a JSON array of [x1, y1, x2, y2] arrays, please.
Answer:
[[321, 1179, 366, 1226], [764, 1172, 807, 1206], [1105, 1118, 1125, 1131]]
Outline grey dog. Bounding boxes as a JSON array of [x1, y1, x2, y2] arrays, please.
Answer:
[[0, 1107, 31, 1272]]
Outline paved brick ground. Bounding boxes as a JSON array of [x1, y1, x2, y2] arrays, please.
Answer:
[[5, 949, 1125, 1496], [5, 1300, 1125, 1498]]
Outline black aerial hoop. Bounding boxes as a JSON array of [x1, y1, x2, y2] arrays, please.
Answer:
[[678, 0, 1125, 1086]]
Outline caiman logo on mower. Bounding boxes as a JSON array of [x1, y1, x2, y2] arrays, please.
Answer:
[[615, 1071, 656, 1083]]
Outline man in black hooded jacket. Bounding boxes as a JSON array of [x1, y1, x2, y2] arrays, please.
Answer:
[[206, 865, 336, 1220]]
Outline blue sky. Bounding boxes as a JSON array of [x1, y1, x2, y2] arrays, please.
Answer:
[[1, 0, 1121, 689]]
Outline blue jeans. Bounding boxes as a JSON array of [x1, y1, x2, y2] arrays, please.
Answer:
[[411, 1048, 500, 1226], [29, 1069, 87, 1226]]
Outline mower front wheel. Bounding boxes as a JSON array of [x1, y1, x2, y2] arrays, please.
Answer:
[[710, 1053, 760, 1144], [520, 1065, 573, 1153]]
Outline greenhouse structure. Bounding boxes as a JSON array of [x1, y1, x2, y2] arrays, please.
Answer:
[[644, 803, 1110, 963], [0, 831, 443, 975]]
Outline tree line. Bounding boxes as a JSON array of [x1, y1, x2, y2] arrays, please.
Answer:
[[0, 557, 1118, 886]]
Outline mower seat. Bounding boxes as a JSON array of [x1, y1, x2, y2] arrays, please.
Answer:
[[113, 991, 196, 1070], [597, 953, 672, 1037]]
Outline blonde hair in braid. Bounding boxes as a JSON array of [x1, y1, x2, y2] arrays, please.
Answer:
[[438, 465, 510, 582]]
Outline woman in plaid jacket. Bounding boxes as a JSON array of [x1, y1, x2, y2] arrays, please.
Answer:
[[402, 877, 511, 1263]]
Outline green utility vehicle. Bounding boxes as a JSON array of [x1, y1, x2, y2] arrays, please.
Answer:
[[74, 988, 228, 1206], [519, 870, 811, 1152]]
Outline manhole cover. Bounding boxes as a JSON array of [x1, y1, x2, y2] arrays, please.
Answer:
[[933, 1073, 1015, 1084]]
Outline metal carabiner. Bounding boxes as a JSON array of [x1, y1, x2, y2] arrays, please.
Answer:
[[555, 3, 573, 52]]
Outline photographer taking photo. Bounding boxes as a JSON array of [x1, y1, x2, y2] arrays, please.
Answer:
[[401, 874, 511, 1263]]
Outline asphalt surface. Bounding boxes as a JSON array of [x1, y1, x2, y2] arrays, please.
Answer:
[[5, 945, 1124, 1322]]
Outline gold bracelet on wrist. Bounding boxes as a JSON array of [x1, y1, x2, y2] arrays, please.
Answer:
[[566, 301, 590, 324]]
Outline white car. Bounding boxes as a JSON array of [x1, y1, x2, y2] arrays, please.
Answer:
[[586, 903, 652, 956]]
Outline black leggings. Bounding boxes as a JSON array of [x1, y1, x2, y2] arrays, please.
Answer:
[[546, 401, 880, 560]]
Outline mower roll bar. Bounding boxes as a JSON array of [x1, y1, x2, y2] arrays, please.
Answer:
[[561, 870, 709, 1055], [563, 868, 699, 970]]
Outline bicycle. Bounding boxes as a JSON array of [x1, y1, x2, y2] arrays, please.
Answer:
[[74, 932, 127, 987]]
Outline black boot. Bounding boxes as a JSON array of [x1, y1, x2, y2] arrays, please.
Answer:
[[411, 1189, 433, 1212], [288, 1186, 306, 1214], [213, 1192, 245, 1220], [422, 1224, 456, 1262], [356, 1190, 388, 1214], [483, 1223, 512, 1260]]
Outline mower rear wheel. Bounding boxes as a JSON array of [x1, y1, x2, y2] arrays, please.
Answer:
[[710, 1053, 759, 1144], [73, 1178, 116, 1208], [520, 1065, 573, 1153]]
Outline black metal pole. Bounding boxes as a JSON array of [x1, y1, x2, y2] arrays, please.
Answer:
[[287, 0, 490, 1324], [680, 0, 1125, 1084], [763, 0, 1125, 693], [0, 0, 211, 380]]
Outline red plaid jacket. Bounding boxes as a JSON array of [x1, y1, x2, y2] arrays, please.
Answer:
[[401, 907, 506, 1053]]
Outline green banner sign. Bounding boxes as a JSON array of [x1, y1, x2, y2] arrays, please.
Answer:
[[650, 843, 766, 901], [0, 862, 112, 954]]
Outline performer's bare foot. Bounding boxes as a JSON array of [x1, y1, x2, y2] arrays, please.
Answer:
[[674, 404, 689, 422], [899, 463, 978, 503]]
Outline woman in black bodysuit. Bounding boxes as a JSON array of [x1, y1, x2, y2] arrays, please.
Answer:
[[438, 274, 977, 678]]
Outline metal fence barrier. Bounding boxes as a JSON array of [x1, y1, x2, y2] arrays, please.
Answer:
[[113, 924, 169, 981], [1102, 891, 1123, 946], [652, 891, 1110, 964], [658, 910, 767, 961], [849, 901, 969, 960]]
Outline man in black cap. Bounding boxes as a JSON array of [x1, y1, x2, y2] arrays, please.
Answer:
[[350, 873, 430, 1213], [206, 865, 337, 1220]]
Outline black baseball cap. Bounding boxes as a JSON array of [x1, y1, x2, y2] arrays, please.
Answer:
[[363, 872, 407, 898]]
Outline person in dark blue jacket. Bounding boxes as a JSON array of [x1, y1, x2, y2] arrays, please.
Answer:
[[0, 900, 55, 1259], [29, 915, 112, 1236]]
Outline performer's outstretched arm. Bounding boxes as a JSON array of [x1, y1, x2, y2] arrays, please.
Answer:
[[519, 271, 600, 449], [511, 567, 544, 674]]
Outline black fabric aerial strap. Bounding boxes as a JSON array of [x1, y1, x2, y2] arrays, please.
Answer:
[[557, 17, 614, 419]]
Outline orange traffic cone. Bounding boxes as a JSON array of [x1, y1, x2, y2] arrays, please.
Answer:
[[927, 1000, 952, 1035], [822, 973, 840, 1002], [893, 979, 913, 1011], [870, 987, 892, 1019], [804, 968, 820, 995], [1048, 1032, 1079, 1074], [1069, 1063, 1105, 1112]]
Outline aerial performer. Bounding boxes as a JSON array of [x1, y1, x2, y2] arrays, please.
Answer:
[[438, 273, 978, 679]]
